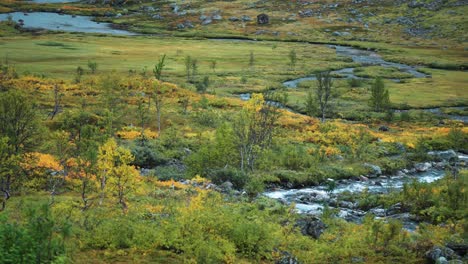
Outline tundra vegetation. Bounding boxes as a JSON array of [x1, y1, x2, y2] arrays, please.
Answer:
[[0, 0, 467, 263]]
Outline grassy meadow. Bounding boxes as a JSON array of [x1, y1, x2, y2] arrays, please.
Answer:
[[0, 1, 467, 263]]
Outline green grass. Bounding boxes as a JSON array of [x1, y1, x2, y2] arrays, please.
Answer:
[[1, 32, 466, 110]]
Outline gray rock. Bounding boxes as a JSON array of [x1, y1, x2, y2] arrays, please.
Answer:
[[241, 15, 252, 22], [387, 203, 404, 216], [364, 163, 382, 176], [229, 16, 239, 22], [170, 3, 179, 14], [426, 246, 460, 262], [428, 150, 457, 161], [141, 6, 155, 12], [447, 260, 463, 264], [275, 251, 299, 264], [370, 207, 386, 217], [415, 162, 432, 172], [351, 257, 365, 263], [183, 21, 194, 28], [152, 14, 163, 20], [177, 23, 185, 29], [296, 217, 326, 239], [332, 31, 352, 37], [446, 242, 468, 257], [220, 181, 233, 192], [199, 15, 208, 21], [437, 257, 449, 264], [379, 125, 390, 132], [212, 14, 222, 20], [201, 18, 212, 25], [257, 14, 269, 24], [395, 142, 406, 152], [299, 9, 314, 17]]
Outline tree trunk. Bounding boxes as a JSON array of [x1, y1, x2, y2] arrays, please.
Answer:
[[99, 172, 106, 206]]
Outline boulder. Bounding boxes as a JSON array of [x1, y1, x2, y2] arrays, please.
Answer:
[[428, 150, 457, 161], [201, 18, 212, 25], [425, 246, 461, 263], [141, 6, 155, 12], [387, 203, 404, 215], [275, 251, 299, 264], [359, 175, 369, 181], [152, 14, 163, 20], [446, 242, 468, 257], [298, 9, 314, 17], [415, 162, 432, 172], [257, 13, 269, 24], [212, 14, 223, 21], [364, 163, 382, 177], [241, 15, 252, 22], [219, 181, 234, 192], [229, 16, 239, 22], [436, 257, 448, 264], [370, 207, 386, 217], [379, 125, 390, 132], [332, 31, 352, 37], [296, 217, 326, 239]]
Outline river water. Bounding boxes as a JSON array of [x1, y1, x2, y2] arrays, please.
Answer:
[[283, 45, 429, 88], [263, 153, 468, 229]]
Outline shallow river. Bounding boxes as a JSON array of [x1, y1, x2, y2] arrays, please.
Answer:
[[263, 153, 468, 229]]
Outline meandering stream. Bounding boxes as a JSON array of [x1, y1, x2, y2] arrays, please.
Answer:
[[0, 10, 465, 123], [283, 45, 429, 88]]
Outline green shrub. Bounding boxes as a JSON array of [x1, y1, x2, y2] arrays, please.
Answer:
[[154, 165, 186, 181], [230, 219, 276, 259], [207, 167, 248, 189], [245, 177, 265, 197], [347, 78, 363, 88], [0, 204, 70, 264], [130, 141, 167, 168]]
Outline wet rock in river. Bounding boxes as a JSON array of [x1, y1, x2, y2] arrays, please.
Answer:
[[369, 207, 386, 217], [415, 162, 432, 172]]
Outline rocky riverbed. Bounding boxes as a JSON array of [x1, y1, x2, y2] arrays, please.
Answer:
[[264, 151, 468, 231]]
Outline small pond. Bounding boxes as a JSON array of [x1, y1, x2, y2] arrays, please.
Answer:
[[0, 12, 134, 35]]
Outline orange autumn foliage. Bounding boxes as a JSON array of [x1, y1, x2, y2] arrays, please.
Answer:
[[22, 152, 62, 171]]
